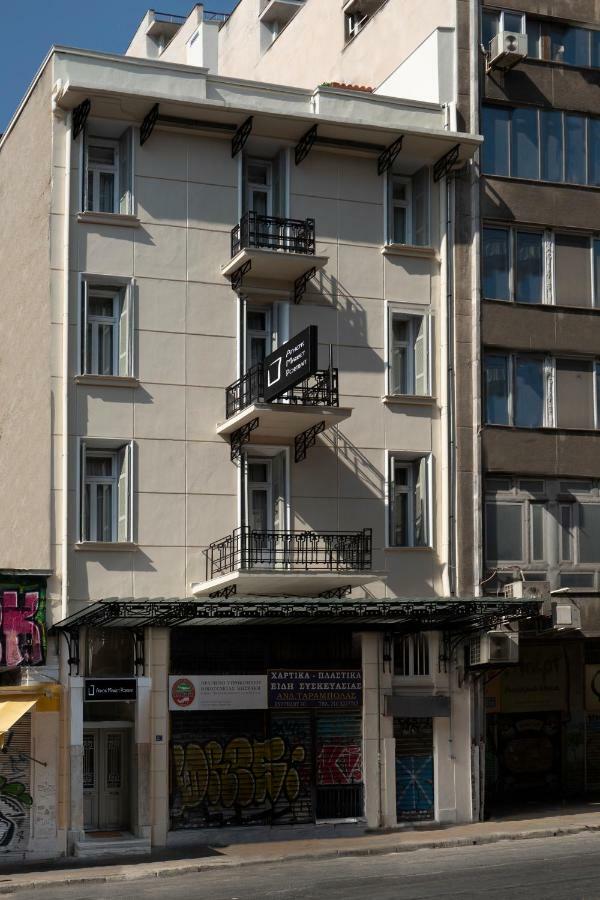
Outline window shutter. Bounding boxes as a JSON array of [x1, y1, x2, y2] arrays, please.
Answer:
[[414, 316, 427, 395], [80, 441, 87, 542], [412, 167, 430, 247], [119, 286, 131, 376], [272, 149, 287, 218], [413, 457, 428, 547], [81, 127, 89, 212], [117, 444, 132, 542], [272, 451, 286, 531], [242, 157, 249, 216], [81, 280, 89, 375], [119, 128, 133, 215]]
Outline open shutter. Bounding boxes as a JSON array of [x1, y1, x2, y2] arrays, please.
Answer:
[[80, 441, 87, 541], [118, 286, 131, 376], [412, 167, 430, 247], [272, 149, 287, 218], [81, 279, 89, 374], [413, 458, 428, 547], [119, 128, 133, 215], [117, 444, 132, 542], [413, 316, 427, 395], [81, 127, 89, 212], [272, 451, 286, 533]]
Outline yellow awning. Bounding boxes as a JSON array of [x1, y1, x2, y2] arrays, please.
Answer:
[[0, 699, 37, 745]]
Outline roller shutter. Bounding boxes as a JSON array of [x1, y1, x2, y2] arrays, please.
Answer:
[[315, 711, 363, 820], [394, 717, 434, 821]]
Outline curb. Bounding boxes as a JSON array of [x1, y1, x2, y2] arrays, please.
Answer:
[[2, 823, 600, 894]]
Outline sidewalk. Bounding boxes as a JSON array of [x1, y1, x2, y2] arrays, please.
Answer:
[[2, 809, 600, 894]]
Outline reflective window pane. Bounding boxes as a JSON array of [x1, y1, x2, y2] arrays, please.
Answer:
[[482, 10, 499, 47], [548, 25, 567, 63], [580, 505, 600, 562], [514, 358, 544, 428], [484, 354, 510, 425], [486, 503, 523, 561], [565, 115, 587, 184], [512, 107, 540, 179], [560, 506, 573, 561], [504, 13, 523, 34], [541, 109, 564, 182], [515, 231, 543, 303], [482, 227, 510, 300], [593, 31, 600, 68], [526, 20, 540, 59], [531, 504, 544, 561], [563, 27, 590, 67], [555, 234, 592, 307], [589, 118, 600, 186], [482, 107, 510, 176]]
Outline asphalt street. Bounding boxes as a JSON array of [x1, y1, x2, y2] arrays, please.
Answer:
[[15, 831, 600, 900]]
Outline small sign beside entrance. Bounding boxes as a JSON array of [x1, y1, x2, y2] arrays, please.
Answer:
[[168, 675, 268, 711], [263, 326, 318, 402], [268, 669, 363, 709], [85, 678, 137, 701]]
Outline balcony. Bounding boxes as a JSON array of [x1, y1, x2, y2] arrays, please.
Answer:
[[191, 526, 382, 597], [217, 363, 352, 448], [221, 212, 328, 287]]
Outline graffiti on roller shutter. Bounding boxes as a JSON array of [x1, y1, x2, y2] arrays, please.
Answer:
[[172, 736, 308, 821], [317, 744, 362, 785]]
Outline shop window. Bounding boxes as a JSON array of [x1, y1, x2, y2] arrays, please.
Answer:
[[80, 279, 134, 377], [80, 443, 133, 543], [394, 633, 430, 677], [389, 456, 430, 548], [387, 309, 430, 396], [387, 168, 430, 247], [82, 128, 134, 215], [87, 628, 134, 676], [482, 105, 600, 187]]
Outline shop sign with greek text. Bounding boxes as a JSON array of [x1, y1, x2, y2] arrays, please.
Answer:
[[268, 669, 363, 709], [168, 675, 268, 711]]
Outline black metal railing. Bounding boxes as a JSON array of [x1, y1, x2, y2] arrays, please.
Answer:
[[205, 527, 372, 580], [231, 212, 316, 257], [226, 365, 338, 418]]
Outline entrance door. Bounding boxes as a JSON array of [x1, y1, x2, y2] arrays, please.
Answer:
[[247, 459, 274, 567], [83, 728, 130, 831], [394, 717, 434, 821]]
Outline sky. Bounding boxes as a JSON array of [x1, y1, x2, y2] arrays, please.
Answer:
[[1, 0, 234, 131]]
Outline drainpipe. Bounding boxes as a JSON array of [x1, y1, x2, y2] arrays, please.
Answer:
[[61, 113, 72, 621], [446, 174, 457, 599]]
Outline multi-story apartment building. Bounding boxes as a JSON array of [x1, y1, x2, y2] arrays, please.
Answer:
[[215, 0, 600, 815], [0, 0, 566, 864]]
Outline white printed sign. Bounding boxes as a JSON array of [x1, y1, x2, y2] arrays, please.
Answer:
[[168, 675, 268, 711]]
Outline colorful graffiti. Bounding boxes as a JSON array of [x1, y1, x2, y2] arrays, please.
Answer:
[[0, 778, 32, 850], [172, 736, 306, 814], [0, 588, 46, 668], [317, 744, 362, 785]]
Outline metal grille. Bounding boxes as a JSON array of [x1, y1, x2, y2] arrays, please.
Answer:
[[231, 213, 316, 257], [316, 711, 363, 820], [105, 733, 122, 789], [205, 527, 372, 580], [83, 734, 95, 789], [226, 366, 338, 419]]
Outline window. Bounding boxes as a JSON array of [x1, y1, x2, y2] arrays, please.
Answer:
[[481, 9, 525, 47], [246, 308, 273, 369], [87, 628, 134, 676], [394, 634, 430, 677], [82, 129, 134, 215], [387, 168, 430, 247], [514, 357, 544, 427], [389, 456, 430, 548], [484, 354, 510, 425], [482, 105, 600, 187], [80, 444, 133, 543], [388, 310, 430, 396], [555, 360, 595, 429], [484, 478, 600, 590], [482, 226, 600, 308], [527, 20, 600, 70], [484, 353, 547, 428], [80, 280, 133, 377]]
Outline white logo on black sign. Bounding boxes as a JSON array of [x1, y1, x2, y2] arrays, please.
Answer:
[[266, 357, 282, 388]]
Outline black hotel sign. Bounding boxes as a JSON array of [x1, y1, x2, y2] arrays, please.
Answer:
[[263, 326, 318, 402], [85, 678, 137, 701]]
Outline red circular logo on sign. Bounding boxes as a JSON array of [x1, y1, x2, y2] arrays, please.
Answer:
[[171, 678, 196, 708]]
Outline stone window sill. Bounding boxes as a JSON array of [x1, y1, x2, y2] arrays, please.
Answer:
[[75, 542, 138, 552], [75, 374, 139, 388], [77, 211, 141, 228], [382, 394, 436, 406], [381, 243, 438, 260]]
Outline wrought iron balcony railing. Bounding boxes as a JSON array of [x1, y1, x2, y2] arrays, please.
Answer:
[[226, 364, 339, 419], [205, 527, 373, 580], [231, 212, 316, 257]]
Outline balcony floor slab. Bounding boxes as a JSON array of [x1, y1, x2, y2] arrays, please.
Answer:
[[191, 570, 386, 598], [222, 248, 329, 283], [217, 402, 352, 442]]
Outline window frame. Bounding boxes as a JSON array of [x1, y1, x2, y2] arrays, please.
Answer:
[[387, 307, 431, 397], [387, 453, 432, 549], [86, 137, 119, 215], [393, 633, 431, 678], [484, 351, 553, 428], [79, 275, 135, 379], [79, 440, 134, 544], [81, 127, 135, 216]]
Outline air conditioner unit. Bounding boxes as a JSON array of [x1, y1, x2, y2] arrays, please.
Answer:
[[468, 630, 519, 667], [488, 31, 528, 71], [504, 580, 550, 600], [552, 600, 581, 631]]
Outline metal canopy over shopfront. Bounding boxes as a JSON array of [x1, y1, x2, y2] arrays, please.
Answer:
[[54, 598, 540, 632]]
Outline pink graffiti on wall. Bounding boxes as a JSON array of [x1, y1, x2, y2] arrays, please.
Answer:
[[0, 593, 43, 667]]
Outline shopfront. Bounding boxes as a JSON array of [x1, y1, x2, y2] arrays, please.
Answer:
[[169, 629, 364, 828]]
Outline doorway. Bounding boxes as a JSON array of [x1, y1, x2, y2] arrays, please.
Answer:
[[244, 452, 288, 568], [83, 728, 130, 832]]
